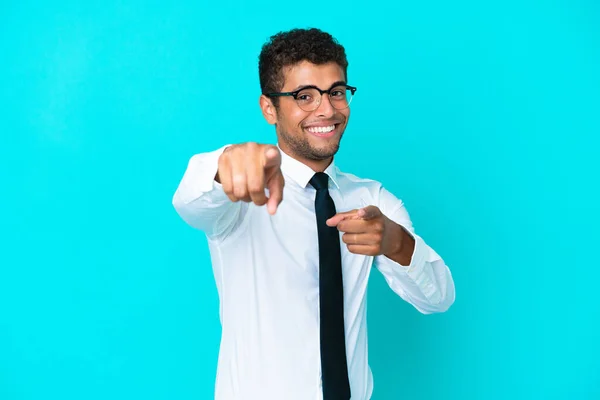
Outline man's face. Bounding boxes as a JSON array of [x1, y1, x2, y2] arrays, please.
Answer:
[[270, 61, 351, 162]]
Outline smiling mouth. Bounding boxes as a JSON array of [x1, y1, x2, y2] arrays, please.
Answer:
[[304, 124, 340, 137]]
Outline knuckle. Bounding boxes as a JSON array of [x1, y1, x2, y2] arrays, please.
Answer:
[[233, 185, 247, 196], [233, 173, 246, 184], [247, 181, 264, 194], [245, 142, 259, 154], [218, 157, 229, 171], [223, 145, 239, 158], [221, 181, 233, 192]]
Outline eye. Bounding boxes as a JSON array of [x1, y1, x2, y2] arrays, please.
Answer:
[[330, 88, 346, 98], [296, 90, 315, 103]]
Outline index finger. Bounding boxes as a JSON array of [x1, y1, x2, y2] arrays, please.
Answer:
[[263, 146, 281, 168], [247, 155, 268, 206], [336, 218, 369, 233], [326, 209, 360, 227], [266, 171, 284, 215]]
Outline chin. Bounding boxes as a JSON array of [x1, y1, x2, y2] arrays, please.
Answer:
[[306, 132, 344, 158], [278, 126, 344, 161], [306, 142, 340, 161]]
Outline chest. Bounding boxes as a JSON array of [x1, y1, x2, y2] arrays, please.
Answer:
[[243, 187, 371, 278]]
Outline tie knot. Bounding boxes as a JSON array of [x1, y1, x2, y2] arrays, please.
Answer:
[[309, 172, 329, 190]]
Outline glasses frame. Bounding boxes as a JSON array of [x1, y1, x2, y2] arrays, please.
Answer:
[[265, 83, 357, 111]]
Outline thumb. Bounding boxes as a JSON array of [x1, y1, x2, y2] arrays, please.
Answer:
[[263, 145, 281, 168], [357, 205, 382, 220]]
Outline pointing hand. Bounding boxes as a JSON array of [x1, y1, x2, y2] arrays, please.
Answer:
[[216, 142, 284, 215]]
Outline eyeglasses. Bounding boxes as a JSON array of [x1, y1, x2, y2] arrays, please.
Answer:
[[266, 83, 357, 112]]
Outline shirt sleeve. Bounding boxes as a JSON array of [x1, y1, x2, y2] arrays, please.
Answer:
[[172, 144, 248, 240], [374, 187, 456, 314]]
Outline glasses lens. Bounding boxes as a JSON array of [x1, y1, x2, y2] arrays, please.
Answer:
[[329, 85, 353, 110], [296, 88, 320, 112], [295, 86, 355, 111]]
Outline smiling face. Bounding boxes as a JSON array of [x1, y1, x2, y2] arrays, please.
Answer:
[[260, 61, 351, 170]]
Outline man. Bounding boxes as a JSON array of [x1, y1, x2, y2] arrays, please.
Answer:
[[173, 28, 455, 400]]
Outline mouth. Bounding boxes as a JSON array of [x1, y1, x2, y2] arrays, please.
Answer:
[[303, 123, 341, 138]]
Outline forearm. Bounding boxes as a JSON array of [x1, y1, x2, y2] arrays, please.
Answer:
[[376, 218, 454, 314], [383, 221, 416, 267], [374, 187, 455, 313], [377, 241, 455, 314], [172, 145, 243, 238]]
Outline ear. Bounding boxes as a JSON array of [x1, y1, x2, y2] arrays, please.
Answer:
[[259, 94, 278, 125]]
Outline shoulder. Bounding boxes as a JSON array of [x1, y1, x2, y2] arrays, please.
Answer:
[[334, 167, 405, 214], [335, 168, 381, 189]]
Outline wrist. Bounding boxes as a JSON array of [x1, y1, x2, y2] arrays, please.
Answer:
[[215, 146, 233, 183], [384, 221, 415, 265], [384, 220, 405, 257]]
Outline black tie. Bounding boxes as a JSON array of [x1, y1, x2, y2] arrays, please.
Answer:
[[309, 172, 351, 400]]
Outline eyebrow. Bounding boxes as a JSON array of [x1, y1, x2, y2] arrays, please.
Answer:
[[290, 80, 348, 92]]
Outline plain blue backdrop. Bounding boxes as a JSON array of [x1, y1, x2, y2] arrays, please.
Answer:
[[1, 1, 599, 399]]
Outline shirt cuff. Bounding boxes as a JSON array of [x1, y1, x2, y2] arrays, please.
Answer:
[[383, 229, 442, 304]]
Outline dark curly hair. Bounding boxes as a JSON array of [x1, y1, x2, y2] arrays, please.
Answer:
[[258, 28, 348, 103]]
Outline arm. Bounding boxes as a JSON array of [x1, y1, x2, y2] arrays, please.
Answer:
[[374, 187, 456, 314], [172, 145, 246, 240], [172, 143, 284, 240]]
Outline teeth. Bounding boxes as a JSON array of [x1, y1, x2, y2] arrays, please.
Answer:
[[307, 125, 335, 133]]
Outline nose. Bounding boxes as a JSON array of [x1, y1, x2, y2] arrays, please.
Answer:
[[314, 93, 335, 118]]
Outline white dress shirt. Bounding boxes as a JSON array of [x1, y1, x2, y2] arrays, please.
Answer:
[[172, 144, 455, 400]]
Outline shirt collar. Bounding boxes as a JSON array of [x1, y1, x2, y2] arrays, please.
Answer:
[[278, 144, 340, 190]]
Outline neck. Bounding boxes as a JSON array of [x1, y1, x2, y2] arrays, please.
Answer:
[[303, 157, 333, 173]]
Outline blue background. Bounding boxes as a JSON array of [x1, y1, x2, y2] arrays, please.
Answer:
[[1, 1, 599, 399]]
